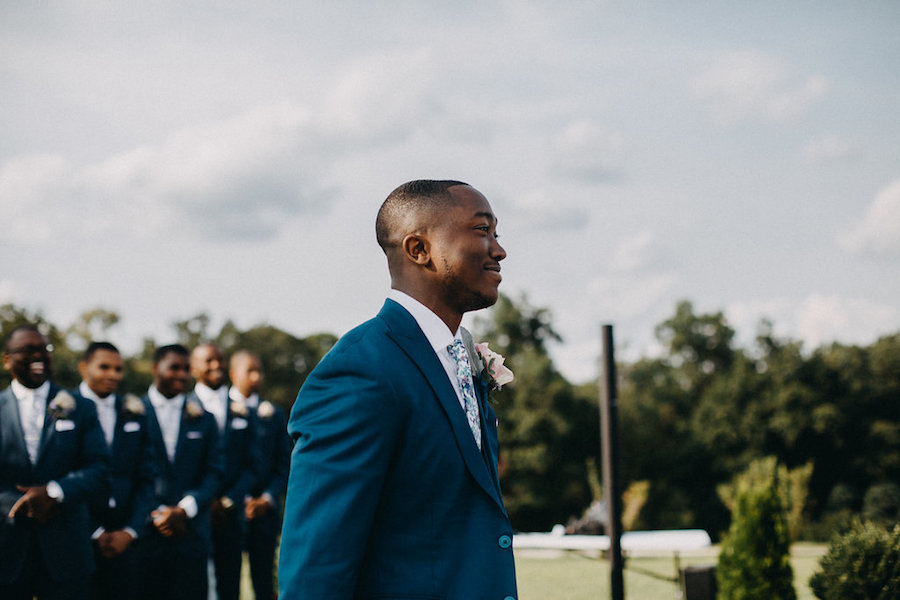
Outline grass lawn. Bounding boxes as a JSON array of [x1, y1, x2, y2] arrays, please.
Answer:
[[243, 543, 826, 599], [514, 543, 826, 600]]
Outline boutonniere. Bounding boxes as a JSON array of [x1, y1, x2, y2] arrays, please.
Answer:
[[474, 342, 514, 395], [229, 399, 249, 418], [184, 399, 205, 419], [123, 393, 146, 417], [257, 400, 275, 419], [48, 390, 76, 419]]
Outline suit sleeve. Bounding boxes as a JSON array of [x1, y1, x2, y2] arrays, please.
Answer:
[[56, 397, 110, 503], [127, 416, 161, 534], [278, 347, 404, 600], [185, 413, 223, 510]]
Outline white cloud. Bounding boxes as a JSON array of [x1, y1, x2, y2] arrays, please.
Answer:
[[802, 134, 861, 163], [839, 179, 900, 255], [691, 50, 829, 123], [550, 119, 624, 183], [610, 231, 655, 272], [726, 295, 900, 351]]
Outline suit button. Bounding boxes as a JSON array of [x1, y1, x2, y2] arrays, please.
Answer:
[[503, 596, 516, 600], [498, 535, 512, 549]]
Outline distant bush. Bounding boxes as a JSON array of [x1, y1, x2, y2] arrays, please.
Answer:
[[862, 482, 900, 526], [809, 521, 900, 600], [717, 459, 796, 600]]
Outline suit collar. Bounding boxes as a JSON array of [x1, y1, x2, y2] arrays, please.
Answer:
[[378, 300, 506, 512], [0, 387, 30, 469]]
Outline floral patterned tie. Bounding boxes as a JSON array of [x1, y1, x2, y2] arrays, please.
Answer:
[[448, 338, 482, 450]]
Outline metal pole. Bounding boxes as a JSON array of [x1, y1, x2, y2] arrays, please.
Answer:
[[600, 324, 624, 600]]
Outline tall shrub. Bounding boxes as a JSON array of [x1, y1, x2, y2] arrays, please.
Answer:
[[809, 521, 900, 600], [717, 463, 796, 599]]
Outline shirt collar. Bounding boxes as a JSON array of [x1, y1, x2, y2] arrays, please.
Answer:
[[12, 379, 50, 403], [79, 381, 115, 405], [229, 387, 259, 408], [148, 385, 184, 410], [194, 382, 227, 404], [388, 289, 459, 354]]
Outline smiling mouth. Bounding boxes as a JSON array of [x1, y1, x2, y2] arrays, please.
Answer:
[[29, 361, 45, 374]]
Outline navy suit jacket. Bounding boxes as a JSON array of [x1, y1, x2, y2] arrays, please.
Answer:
[[248, 398, 290, 510], [186, 390, 259, 507], [278, 300, 518, 600], [75, 392, 158, 536], [142, 395, 222, 557], [0, 384, 110, 584]]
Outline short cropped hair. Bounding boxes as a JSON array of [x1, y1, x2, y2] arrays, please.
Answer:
[[153, 344, 190, 364], [83, 341, 120, 362], [375, 179, 468, 253]]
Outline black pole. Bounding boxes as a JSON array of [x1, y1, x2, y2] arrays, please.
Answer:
[[600, 324, 624, 600]]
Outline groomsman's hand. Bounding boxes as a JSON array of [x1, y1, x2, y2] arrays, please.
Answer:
[[98, 530, 135, 558], [244, 496, 272, 520], [8, 485, 60, 523], [152, 506, 188, 538]]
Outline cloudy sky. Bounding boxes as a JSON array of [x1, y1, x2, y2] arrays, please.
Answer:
[[2, 2, 898, 383]]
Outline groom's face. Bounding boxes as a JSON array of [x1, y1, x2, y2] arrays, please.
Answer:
[[430, 185, 506, 314]]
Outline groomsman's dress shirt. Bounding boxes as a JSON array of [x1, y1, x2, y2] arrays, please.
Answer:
[[388, 289, 482, 443], [12, 379, 64, 499], [147, 386, 197, 518], [193, 383, 228, 434]]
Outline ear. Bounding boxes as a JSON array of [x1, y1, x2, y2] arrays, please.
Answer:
[[78, 360, 88, 379], [401, 233, 431, 266]]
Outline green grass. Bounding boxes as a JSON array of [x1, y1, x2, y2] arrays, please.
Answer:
[[241, 543, 826, 599], [514, 543, 826, 600]]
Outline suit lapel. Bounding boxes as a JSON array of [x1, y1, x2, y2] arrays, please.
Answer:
[[0, 388, 31, 470], [36, 385, 62, 464], [380, 301, 505, 511]]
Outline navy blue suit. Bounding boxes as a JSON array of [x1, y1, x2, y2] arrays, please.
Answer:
[[186, 390, 259, 600], [278, 300, 518, 600], [77, 391, 157, 600], [139, 395, 222, 600], [0, 384, 110, 599], [244, 398, 290, 600]]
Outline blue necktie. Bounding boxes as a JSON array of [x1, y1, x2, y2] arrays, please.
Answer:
[[448, 338, 482, 450]]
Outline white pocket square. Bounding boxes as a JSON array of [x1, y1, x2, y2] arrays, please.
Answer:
[[55, 420, 76, 432], [231, 418, 248, 430], [187, 431, 203, 439], [123, 421, 141, 433]]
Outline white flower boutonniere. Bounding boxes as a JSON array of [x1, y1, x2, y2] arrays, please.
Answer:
[[474, 342, 514, 392], [184, 399, 205, 419], [257, 400, 275, 419], [48, 390, 76, 419], [123, 393, 146, 416], [229, 399, 249, 418]]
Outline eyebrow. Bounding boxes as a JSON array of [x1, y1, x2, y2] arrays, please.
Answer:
[[473, 210, 497, 223]]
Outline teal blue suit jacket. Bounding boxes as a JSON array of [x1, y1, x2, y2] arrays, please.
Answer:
[[278, 300, 518, 600]]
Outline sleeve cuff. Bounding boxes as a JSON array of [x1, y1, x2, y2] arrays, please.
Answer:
[[123, 527, 138, 540], [46, 480, 64, 502], [92, 526, 105, 540], [178, 496, 198, 519]]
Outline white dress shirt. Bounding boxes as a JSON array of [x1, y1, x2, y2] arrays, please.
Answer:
[[229, 387, 259, 410], [79, 381, 116, 447], [147, 385, 198, 518], [193, 382, 228, 433], [12, 379, 49, 464], [387, 289, 479, 422]]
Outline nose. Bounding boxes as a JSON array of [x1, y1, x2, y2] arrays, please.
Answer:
[[491, 237, 507, 262]]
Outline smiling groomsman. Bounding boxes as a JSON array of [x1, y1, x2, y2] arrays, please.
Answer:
[[140, 344, 222, 600], [0, 325, 110, 600], [189, 343, 259, 600], [75, 341, 157, 600], [229, 350, 290, 600]]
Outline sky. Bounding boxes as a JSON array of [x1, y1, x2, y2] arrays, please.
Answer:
[[2, 1, 898, 383]]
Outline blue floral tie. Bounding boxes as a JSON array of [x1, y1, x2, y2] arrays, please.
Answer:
[[448, 338, 482, 450]]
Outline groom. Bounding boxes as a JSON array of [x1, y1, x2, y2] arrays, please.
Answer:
[[279, 180, 518, 599]]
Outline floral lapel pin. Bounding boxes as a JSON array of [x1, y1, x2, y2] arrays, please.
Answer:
[[474, 342, 515, 392], [229, 399, 249, 418], [184, 399, 205, 419], [257, 400, 275, 419], [48, 390, 76, 419], [123, 393, 146, 417]]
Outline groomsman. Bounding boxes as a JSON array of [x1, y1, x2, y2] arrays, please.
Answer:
[[140, 344, 222, 600], [229, 350, 290, 600], [0, 325, 110, 600], [189, 343, 258, 600], [75, 341, 157, 600]]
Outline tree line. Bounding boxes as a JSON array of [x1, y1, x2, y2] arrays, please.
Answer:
[[2, 298, 897, 539]]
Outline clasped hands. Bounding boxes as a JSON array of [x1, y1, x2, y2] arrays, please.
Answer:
[[96, 530, 135, 558], [7, 485, 60, 523], [151, 505, 188, 538]]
